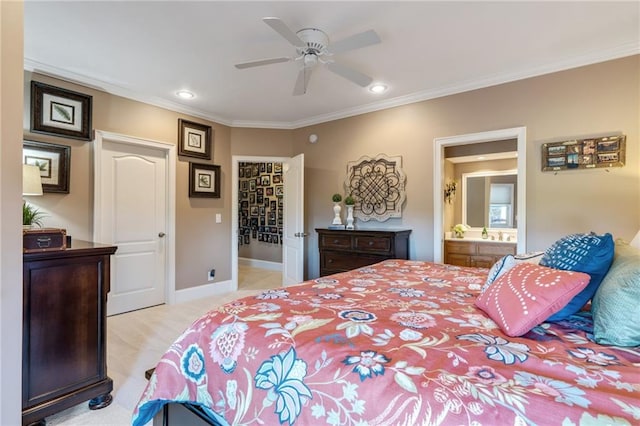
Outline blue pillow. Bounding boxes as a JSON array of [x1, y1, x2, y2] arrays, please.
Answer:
[[540, 232, 614, 321], [592, 241, 640, 346]]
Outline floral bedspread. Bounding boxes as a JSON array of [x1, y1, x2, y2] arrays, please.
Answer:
[[133, 260, 640, 426]]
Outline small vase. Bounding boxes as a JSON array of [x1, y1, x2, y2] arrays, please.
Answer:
[[345, 205, 355, 230], [332, 202, 342, 225], [454, 231, 464, 238], [482, 227, 488, 239]]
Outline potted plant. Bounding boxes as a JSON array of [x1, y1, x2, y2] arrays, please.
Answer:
[[331, 194, 342, 225], [452, 223, 468, 238], [344, 195, 355, 205], [23, 202, 46, 228]]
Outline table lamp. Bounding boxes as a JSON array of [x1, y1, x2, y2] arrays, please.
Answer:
[[23, 164, 43, 196]]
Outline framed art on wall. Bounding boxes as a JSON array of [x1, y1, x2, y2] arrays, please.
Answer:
[[23, 140, 71, 193], [189, 163, 220, 198], [541, 134, 626, 172], [30, 81, 93, 141], [178, 119, 212, 160]]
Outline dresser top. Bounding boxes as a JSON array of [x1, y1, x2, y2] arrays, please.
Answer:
[[24, 240, 117, 260], [316, 228, 411, 232]]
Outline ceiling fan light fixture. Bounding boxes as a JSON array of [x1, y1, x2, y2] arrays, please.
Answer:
[[369, 83, 387, 94], [304, 54, 318, 67], [176, 90, 195, 99]]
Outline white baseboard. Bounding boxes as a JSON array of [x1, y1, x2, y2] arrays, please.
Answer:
[[173, 279, 234, 304], [239, 257, 282, 271]]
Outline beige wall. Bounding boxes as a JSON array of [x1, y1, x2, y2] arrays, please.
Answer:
[[17, 56, 640, 289], [294, 56, 639, 278], [22, 72, 235, 290], [1, 2, 24, 423], [230, 127, 293, 156]]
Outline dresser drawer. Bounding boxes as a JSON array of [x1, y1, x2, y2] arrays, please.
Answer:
[[319, 234, 352, 250], [469, 256, 495, 268], [481, 244, 516, 256], [445, 241, 476, 255], [446, 253, 470, 267], [444, 239, 516, 268], [321, 251, 388, 273], [354, 235, 392, 254]]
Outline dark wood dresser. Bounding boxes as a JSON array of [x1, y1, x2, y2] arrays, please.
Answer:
[[22, 240, 117, 426], [316, 228, 412, 276]]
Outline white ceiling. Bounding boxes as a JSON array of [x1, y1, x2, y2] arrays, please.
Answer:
[[24, 1, 639, 129]]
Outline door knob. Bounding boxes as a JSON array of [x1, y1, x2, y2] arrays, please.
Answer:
[[158, 232, 166, 238]]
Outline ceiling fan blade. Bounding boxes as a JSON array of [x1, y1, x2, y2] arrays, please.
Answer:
[[293, 66, 313, 96], [263, 17, 306, 48], [235, 57, 291, 69], [327, 30, 380, 55], [327, 62, 373, 87]]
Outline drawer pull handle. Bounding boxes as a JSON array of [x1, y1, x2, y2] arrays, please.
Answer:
[[328, 259, 333, 263], [333, 239, 339, 244], [368, 241, 374, 246], [36, 237, 52, 248]]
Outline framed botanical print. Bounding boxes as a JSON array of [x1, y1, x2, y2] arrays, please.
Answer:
[[23, 140, 71, 193], [30, 81, 93, 141], [178, 119, 213, 160], [189, 163, 220, 198]]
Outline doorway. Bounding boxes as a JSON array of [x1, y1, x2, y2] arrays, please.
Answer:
[[433, 127, 527, 262], [236, 158, 284, 290], [93, 131, 176, 315], [231, 154, 305, 291]]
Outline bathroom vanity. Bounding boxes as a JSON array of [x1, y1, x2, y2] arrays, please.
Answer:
[[444, 238, 516, 268]]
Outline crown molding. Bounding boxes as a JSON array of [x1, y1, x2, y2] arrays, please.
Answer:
[[25, 43, 639, 130], [286, 43, 640, 129], [23, 58, 235, 127]]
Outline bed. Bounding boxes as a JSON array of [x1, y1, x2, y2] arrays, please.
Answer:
[[133, 255, 639, 426]]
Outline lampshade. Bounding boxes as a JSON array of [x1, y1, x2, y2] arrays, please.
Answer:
[[23, 164, 43, 196]]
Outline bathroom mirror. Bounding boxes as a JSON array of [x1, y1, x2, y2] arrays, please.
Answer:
[[462, 170, 517, 229]]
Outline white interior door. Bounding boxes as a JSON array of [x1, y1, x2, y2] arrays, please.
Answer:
[[95, 133, 171, 315], [282, 154, 304, 285]]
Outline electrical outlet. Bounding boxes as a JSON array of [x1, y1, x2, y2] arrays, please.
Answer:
[[208, 269, 215, 281]]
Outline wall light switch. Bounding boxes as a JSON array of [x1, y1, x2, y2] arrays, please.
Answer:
[[215, 213, 222, 223]]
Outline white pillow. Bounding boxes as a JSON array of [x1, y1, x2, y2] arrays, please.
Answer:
[[481, 251, 544, 293]]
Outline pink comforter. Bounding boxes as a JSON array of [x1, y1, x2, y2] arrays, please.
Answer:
[[134, 260, 639, 425]]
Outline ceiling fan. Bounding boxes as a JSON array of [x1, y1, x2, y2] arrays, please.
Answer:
[[235, 17, 381, 96]]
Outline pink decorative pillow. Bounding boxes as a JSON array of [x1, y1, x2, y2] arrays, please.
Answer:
[[475, 263, 590, 337]]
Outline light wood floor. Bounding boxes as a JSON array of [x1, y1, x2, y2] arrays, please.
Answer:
[[46, 266, 281, 425], [238, 263, 282, 290]]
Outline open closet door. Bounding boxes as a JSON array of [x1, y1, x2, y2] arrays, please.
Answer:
[[282, 154, 304, 285]]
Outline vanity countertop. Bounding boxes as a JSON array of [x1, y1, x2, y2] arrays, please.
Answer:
[[444, 237, 516, 244]]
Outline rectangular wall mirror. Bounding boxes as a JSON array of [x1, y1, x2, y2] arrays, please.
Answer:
[[462, 170, 517, 229]]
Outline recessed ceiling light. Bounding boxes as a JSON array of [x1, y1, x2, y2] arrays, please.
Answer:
[[176, 90, 195, 99], [369, 83, 388, 94]]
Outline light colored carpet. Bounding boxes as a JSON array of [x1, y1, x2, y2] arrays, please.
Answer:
[[45, 266, 281, 425]]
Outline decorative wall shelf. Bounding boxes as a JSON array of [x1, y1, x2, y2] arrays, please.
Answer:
[[541, 134, 625, 172]]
